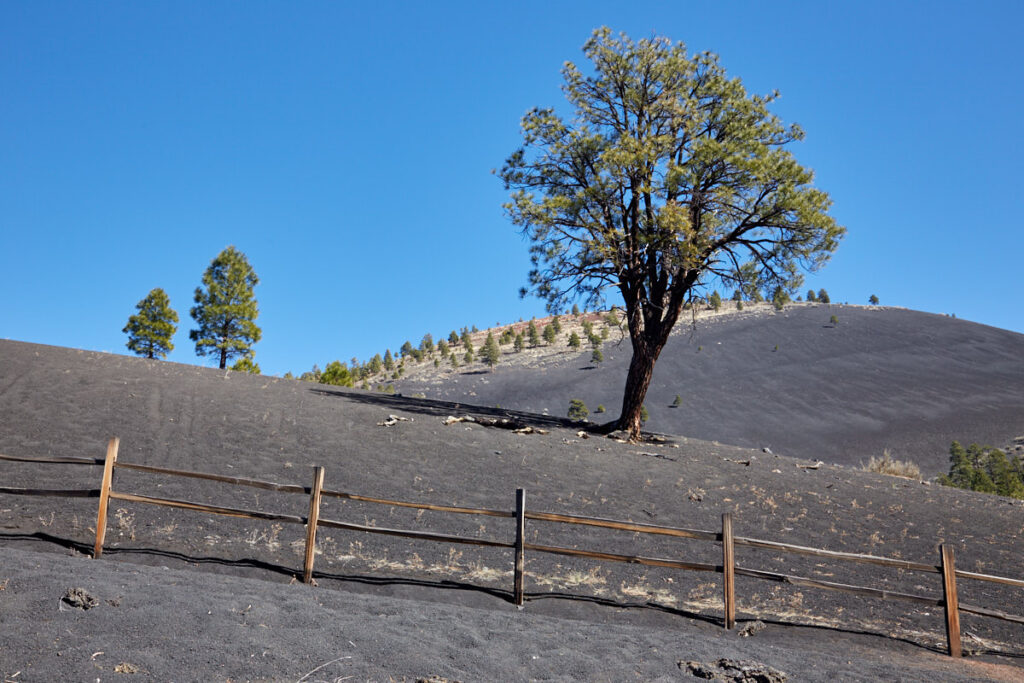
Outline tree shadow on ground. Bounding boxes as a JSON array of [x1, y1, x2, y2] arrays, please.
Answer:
[[310, 386, 582, 430]]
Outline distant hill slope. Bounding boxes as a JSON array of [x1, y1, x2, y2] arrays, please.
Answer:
[[393, 304, 1024, 475]]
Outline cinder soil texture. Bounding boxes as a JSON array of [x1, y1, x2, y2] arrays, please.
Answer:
[[1, 339, 1022, 681], [394, 304, 1024, 476]]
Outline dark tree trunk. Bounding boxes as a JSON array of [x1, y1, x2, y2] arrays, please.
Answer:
[[219, 348, 227, 369], [617, 334, 662, 439]]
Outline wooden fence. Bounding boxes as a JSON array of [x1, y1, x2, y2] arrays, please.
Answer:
[[3, 438, 1024, 658]]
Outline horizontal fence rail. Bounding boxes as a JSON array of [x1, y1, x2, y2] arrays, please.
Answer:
[[3, 436, 1023, 658]]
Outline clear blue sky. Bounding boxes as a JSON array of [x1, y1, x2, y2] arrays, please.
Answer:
[[3, 1, 1022, 376]]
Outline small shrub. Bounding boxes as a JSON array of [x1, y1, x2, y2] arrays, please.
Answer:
[[568, 398, 589, 421], [671, 395, 682, 407], [710, 290, 722, 311], [862, 450, 921, 480], [568, 331, 581, 349], [869, 294, 880, 305], [595, 404, 605, 414], [829, 314, 839, 326], [591, 347, 603, 363], [639, 405, 649, 423], [817, 288, 830, 304]]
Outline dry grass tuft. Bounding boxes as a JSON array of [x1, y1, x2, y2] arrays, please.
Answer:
[[862, 450, 921, 480]]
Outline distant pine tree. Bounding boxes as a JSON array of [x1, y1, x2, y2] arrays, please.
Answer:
[[806, 289, 817, 302], [483, 331, 500, 369], [817, 288, 830, 304], [543, 324, 556, 345], [123, 287, 178, 359], [527, 319, 540, 347], [189, 246, 261, 369], [568, 331, 581, 349]]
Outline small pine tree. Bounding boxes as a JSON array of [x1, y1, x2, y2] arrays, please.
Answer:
[[604, 309, 619, 326], [829, 314, 839, 325], [483, 331, 500, 369], [320, 360, 354, 387], [437, 340, 450, 358], [449, 330, 460, 346], [543, 324, 556, 345], [732, 289, 743, 302], [123, 287, 179, 359], [231, 354, 261, 374], [420, 333, 434, 354], [461, 329, 473, 347], [568, 331, 581, 349], [817, 288, 831, 304], [463, 348, 474, 364], [568, 398, 589, 421], [450, 354, 459, 368], [527, 319, 540, 347], [383, 349, 395, 371], [513, 332, 525, 352], [571, 303, 580, 316], [806, 289, 817, 302], [771, 287, 790, 311], [591, 347, 603, 363], [400, 340, 415, 358], [595, 404, 605, 413], [710, 291, 722, 311], [369, 354, 383, 374], [551, 315, 562, 334], [671, 395, 682, 407], [869, 294, 880, 305], [283, 371, 295, 379], [736, 300, 743, 311]]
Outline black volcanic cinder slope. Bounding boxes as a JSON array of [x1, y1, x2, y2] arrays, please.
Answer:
[[396, 305, 1024, 474], [1, 338, 1023, 680]]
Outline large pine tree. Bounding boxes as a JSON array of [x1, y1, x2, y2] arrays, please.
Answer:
[[123, 287, 178, 359], [189, 246, 262, 369]]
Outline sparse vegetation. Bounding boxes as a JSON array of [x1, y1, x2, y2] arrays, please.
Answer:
[[862, 450, 921, 480], [869, 294, 880, 305], [671, 395, 682, 407], [591, 347, 603, 364], [829, 314, 839, 326], [709, 291, 721, 311], [568, 331, 581, 349], [595, 404, 605, 413], [568, 398, 589, 421], [818, 288, 831, 304]]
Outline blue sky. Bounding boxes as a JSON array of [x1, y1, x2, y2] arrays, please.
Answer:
[[2, 1, 1022, 376]]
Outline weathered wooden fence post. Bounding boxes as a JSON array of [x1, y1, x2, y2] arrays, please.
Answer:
[[303, 466, 325, 584], [940, 544, 962, 657], [722, 512, 736, 629], [93, 437, 120, 558], [514, 487, 526, 607]]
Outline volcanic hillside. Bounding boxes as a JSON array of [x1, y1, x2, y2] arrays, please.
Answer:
[[1, 338, 1022, 680], [391, 303, 1024, 476]]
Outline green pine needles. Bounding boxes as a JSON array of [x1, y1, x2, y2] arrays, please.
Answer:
[[938, 441, 1024, 499], [190, 246, 262, 369], [124, 287, 178, 359]]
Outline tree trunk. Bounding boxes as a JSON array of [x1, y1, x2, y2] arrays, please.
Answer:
[[219, 348, 227, 369], [617, 336, 660, 440]]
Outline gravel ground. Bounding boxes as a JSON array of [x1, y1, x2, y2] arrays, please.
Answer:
[[1, 338, 1022, 681]]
